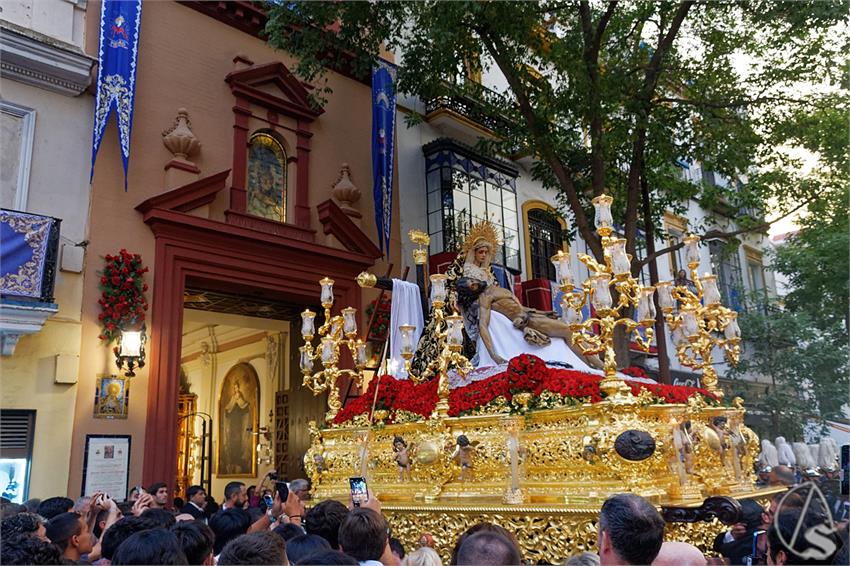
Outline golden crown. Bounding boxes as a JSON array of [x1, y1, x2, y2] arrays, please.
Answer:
[[460, 220, 501, 255]]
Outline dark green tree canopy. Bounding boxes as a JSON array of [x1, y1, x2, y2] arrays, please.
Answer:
[[267, 0, 848, 268]]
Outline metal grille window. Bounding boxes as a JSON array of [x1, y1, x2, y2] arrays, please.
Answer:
[[527, 208, 562, 280], [424, 139, 520, 271], [708, 239, 744, 311], [0, 409, 35, 503]]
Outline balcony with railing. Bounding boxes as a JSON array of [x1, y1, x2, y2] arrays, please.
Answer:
[[0, 209, 61, 355], [423, 80, 514, 138]]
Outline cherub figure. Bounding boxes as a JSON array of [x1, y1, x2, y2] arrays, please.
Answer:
[[452, 434, 475, 481], [393, 436, 411, 482]]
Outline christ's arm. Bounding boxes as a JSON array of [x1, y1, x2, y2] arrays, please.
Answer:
[[477, 293, 506, 365]]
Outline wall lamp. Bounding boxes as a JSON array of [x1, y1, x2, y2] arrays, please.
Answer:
[[116, 324, 146, 377]]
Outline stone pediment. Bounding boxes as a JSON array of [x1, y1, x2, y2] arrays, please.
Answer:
[[225, 61, 324, 121]]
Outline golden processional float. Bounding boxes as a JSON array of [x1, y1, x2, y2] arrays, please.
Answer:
[[298, 195, 779, 563]]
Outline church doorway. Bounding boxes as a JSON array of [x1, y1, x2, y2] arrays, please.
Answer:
[[176, 288, 326, 501], [136, 172, 383, 492]]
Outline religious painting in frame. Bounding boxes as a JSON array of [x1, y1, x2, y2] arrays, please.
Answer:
[[217, 362, 259, 477], [246, 132, 287, 222], [93, 374, 129, 419]]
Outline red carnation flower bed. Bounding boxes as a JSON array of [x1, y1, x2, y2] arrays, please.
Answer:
[[334, 354, 717, 425]]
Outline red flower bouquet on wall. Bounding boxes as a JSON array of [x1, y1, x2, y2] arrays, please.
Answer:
[[334, 354, 719, 425], [97, 249, 149, 343]]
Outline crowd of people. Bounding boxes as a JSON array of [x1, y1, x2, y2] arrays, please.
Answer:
[[1, 471, 847, 565]]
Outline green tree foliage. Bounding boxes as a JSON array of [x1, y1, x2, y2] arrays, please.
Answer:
[[729, 303, 849, 439], [266, 0, 848, 267]]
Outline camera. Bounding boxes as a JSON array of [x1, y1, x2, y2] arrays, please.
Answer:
[[267, 471, 279, 481]]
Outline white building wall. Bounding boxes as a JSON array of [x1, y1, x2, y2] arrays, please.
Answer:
[[0, 0, 95, 499]]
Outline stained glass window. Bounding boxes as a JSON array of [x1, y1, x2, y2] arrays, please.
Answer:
[[247, 132, 287, 222]]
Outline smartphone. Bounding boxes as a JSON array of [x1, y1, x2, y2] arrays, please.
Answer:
[[840, 444, 849, 496], [350, 476, 368, 507], [262, 493, 274, 508], [276, 481, 290, 502], [134, 485, 146, 495]]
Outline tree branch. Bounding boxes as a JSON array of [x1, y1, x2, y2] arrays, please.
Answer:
[[654, 95, 809, 109], [624, 1, 693, 266], [475, 23, 604, 261], [596, 1, 619, 41], [636, 195, 817, 268]]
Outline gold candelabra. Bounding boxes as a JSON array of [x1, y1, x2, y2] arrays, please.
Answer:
[[416, 273, 472, 417], [299, 277, 368, 423], [655, 235, 741, 399], [553, 194, 656, 399]]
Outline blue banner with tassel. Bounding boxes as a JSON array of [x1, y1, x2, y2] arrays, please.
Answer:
[[90, 0, 142, 190], [371, 60, 397, 255]]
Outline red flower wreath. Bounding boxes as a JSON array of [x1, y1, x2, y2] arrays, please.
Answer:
[[97, 249, 149, 343]]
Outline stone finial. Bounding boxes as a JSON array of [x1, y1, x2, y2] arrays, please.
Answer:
[[332, 163, 361, 217], [162, 108, 201, 160]]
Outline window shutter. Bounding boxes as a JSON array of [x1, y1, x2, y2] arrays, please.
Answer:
[[0, 410, 36, 459]]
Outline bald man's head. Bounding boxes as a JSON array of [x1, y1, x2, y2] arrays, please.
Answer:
[[651, 541, 705, 566]]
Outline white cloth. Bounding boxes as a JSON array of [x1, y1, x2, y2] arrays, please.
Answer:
[[389, 279, 424, 379], [775, 437, 796, 466], [475, 310, 600, 374]]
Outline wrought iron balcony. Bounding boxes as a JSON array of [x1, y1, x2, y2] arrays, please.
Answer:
[[1, 209, 61, 303], [424, 81, 513, 134]]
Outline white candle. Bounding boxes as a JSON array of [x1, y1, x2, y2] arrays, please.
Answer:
[[399, 325, 416, 356], [299, 346, 314, 373], [355, 340, 368, 368], [725, 314, 741, 340], [683, 235, 701, 266], [592, 194, 614, 231], [700, 274, 722, 306], [342, 307, 358, 335], [561, 301, 582, 325], [591, 274, 613, 310], [671, 325, 688, 347], [319, 277, 335, 307], [300, 310, 316, 339], [446, 314, 464, 348], [656, 281, 674, 311], [551, 250, 573, 287], [682, 309, 699, 336], [607, 238, 631, 276], [430, 274, 447, 306], [320, 336, 337, 364], [637, 287, 656, 323]]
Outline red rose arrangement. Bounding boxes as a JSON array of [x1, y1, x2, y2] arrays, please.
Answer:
[[97, 249, 149, 343], [334, 354, 718, 424], [621, 366, 649, 379]]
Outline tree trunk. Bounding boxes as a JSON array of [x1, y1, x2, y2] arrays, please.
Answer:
[[640, 166, 671, 384]]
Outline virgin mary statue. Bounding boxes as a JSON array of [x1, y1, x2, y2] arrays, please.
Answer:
[[457, 221, 603, 372]]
